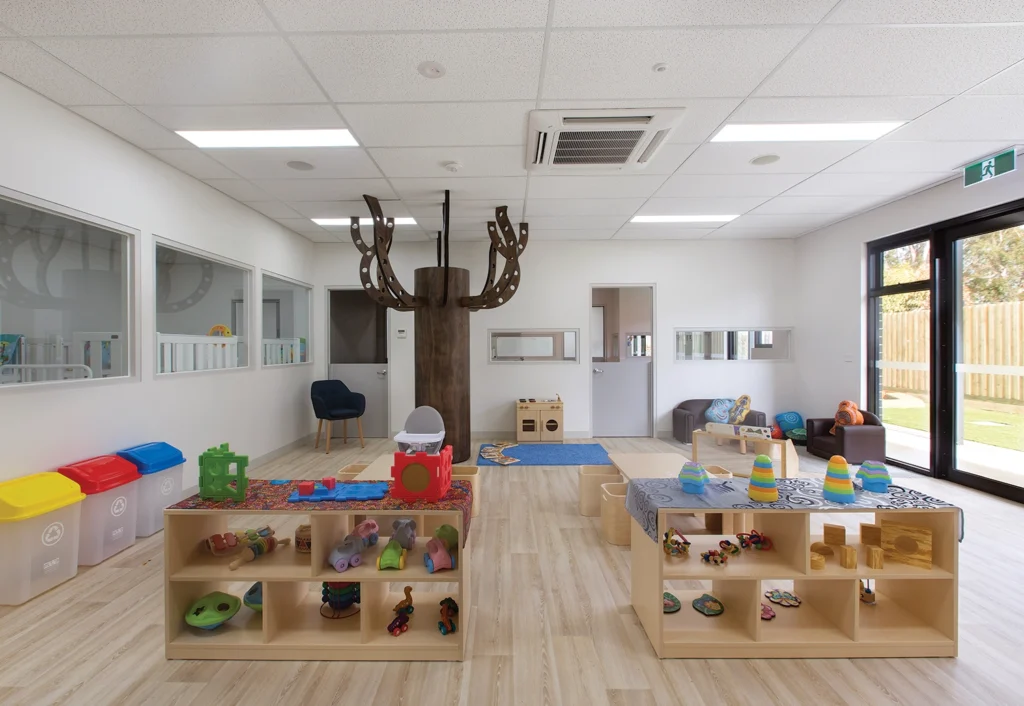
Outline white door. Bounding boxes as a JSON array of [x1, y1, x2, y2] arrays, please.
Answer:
[[592, 361, 652, 436], [329, 364, 388, 438]]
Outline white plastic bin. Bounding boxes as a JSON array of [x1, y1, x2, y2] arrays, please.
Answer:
[[0, 473, 85, 605], [117, 442, 185, 537], [58, 456, 141, 566]]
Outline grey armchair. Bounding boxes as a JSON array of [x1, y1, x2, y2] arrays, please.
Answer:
[[672, 399, 767, 444]]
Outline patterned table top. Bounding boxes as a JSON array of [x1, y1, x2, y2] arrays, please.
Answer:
[[626, 477, 960, 543], [169, 479, 474, 542]]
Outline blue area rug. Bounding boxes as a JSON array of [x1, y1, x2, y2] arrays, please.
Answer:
[[476, 443, 611, 466]]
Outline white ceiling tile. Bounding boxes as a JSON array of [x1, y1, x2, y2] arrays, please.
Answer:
[[527, 229, 617, 240], [524, 198, 646, 216], [827, 1, 1024, 24], [417, 217, 492, 233], [341, 102, 532, 147], [300, 231, 342, 242], [203, 179, 273, 201], [253, 178, 397, 201], [206, 148, 382, 180], [71, 106, 193, 149], [749, 195, 884, 215], [319, 222, 425, 237], [727, 214, 844, 230], [542, 28, 808, 99], [389, 177, 526, 201], [289, 200, 410, 219], [528, 175, 668, 199], [676, 142, 867, 175], [614, 226, 715, 240], [784, 172, 951, 197], [39, 36, 325, 105], [148, 149, 238, 179], [293, 32, 543, 102], [553, 0, 836, 26], [709, 228, 798, 240], [404, 200, 524, 220], [516, 215, 630, 230], [368, 147, 525, 178], [535, 99, 742, 145], [731, 96, 950, 124], [829, 141, 1013, 174], [139, 104, 343, 131], [888, 96, 1024, 142], [262, 0, 549, 31], [637, 197, 769, 216], [655, 173, 811, 198], [759, 26, 1024, 96], [2, 1, 274, 35], [0, 40, 121, 105], [430, 230, 492, 241], [243, 202, 302, 219], [971, 61, 1024, 95]]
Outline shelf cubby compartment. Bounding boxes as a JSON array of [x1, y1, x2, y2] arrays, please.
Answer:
[[264, 581, 361, 649], [359, 583, 464, 656], [166, 580, 265, 657], [759, 579, 856, 645], [858, 578, 955, 648], [662, 580, 758, 646]]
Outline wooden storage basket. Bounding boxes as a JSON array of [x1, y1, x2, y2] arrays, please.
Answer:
[[579, 466, 623, 516], [452, 465, 480, 518], [600, 481, 631, 546], [337, 463, 368, 482]]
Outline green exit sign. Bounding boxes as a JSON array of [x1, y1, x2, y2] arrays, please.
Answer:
[[964, 149, 1016, 187]]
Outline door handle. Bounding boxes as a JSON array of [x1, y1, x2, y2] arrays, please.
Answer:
[[377, 370, 388, 377], [593, 367, 603, 374]]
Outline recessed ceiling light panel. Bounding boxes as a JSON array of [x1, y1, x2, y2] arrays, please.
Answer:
[[176, 129, 358, 148], [313, 217, 417, 226], [711, 122, 904, 142], [631, 215, 738, 223]]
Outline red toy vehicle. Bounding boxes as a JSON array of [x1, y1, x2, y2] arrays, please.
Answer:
[[387, 612, 409, 636]]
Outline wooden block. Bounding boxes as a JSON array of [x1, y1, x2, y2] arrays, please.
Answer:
[[867, 545, 884, 569], [810, 541, 834, 557], [823, 524, 846, 545], [881, 520, 932, 570], [810, 552, 825, 570], [839, 544, 857, 569], [860, 523, 882, 547]]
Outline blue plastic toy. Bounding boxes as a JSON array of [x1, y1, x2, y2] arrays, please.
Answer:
[[244, 582, 263, 612], [270, 479, 290, 486], [287, 481, 388, 503]]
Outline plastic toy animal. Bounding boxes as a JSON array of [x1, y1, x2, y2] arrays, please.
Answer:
[[352, 519, 380, 546], [393, 586, 414, 616], [387, 612, 410, 636], [438, 597, 459, 635], [391, 518, 417, 550], [662, 528, 690, 557], [424, 537, 457, 573], [377, 538, 407, 570], [328, 535, 366, 572]]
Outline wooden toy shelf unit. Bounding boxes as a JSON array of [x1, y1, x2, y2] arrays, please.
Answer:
[[163, 486, 470, 661], [632, 504, 959, 659]]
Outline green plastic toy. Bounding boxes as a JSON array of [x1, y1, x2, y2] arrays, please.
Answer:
[[377, 539, 407, 570], [434, 524, 459, 550], [185, 591, 241, 630], [198, 443, 249, 501]]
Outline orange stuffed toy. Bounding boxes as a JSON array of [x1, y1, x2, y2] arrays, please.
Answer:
[[830, 400, 864, 435]]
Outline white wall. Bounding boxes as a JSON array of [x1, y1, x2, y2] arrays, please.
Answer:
[[0, 74, 316, 484], [314, 238, 799, 437], [795, 169, 1024, 419]]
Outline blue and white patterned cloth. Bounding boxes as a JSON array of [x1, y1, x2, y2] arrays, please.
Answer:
[[625, 477, 962, 543]]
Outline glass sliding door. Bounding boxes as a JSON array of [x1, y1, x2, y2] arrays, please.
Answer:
[[952, 224, 1024, 489]]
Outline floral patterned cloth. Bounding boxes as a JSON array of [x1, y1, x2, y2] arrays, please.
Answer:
[[170, 479, 473, 543]]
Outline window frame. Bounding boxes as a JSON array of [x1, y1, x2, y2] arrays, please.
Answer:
[[0, 185, 138, 391], [674, 328, 792, 362], [260, 269, 314, 368], [488, 328, 581, 364]]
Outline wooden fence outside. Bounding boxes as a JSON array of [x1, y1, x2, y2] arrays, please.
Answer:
[[881, 301, 1024, 403]]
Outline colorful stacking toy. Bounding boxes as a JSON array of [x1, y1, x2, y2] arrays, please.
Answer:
[[748, 454, 779, 503], [678, 461, 711, 494], [856, 460, 892, 493], [823, 455, 856, 504]]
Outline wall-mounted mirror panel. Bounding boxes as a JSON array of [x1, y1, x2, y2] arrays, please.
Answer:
[[675, 329, 791, 361], [490, 329, 579, 363]]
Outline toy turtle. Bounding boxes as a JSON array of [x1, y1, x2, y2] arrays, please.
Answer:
[[377, 538, 408, 570], [185, 591, 240, 630]]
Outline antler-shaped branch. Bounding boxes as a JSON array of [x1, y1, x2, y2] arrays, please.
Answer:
[[350, 195, 420, 310], [462, 206, 529, 310]]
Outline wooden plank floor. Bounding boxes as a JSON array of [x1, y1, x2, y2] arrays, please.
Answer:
[[0, 436, 1017, 705]]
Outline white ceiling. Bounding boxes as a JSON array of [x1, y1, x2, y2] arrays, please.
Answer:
[[2, 0, 1024, 243]]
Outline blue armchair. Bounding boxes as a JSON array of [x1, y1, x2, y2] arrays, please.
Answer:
[[311, 380, 366, 453]]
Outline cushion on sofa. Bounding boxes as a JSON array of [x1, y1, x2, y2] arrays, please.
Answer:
[[831, 400, 864, 435], [775, 411, 804, 433], [705, 398, 734, 424], [728, 394, 751, 423], [785, 428, 807, 442]]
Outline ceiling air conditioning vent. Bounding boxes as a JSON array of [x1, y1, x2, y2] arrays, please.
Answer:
[[527, 108, 685, 173]]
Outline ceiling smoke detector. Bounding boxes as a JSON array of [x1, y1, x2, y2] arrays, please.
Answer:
[[652, 63, 668, 73], [442, 161, 462, 173], [418, 61, 446, 79], [287, 160, 315, 171], [750, 154, 781, 166]]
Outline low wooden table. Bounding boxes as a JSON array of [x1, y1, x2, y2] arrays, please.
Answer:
[[692, 430, 800, 478]]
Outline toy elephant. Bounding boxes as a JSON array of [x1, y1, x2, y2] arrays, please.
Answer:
[[328, 535, 365, 572], [391, 518, 417, 550]]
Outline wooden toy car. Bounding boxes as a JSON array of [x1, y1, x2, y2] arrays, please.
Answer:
[[377, 539, 407, 570], [438, 597, 458, 635], [352, 520, 380, 546], [328, 535, 365, 572], [424, 537, 457, 573], [387, 612, 410, 636]]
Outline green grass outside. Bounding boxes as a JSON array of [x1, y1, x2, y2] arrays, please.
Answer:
[[882, 404, 1024, 450]]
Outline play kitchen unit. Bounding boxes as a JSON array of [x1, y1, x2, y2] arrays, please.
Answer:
[[515, 396, 564, 442]]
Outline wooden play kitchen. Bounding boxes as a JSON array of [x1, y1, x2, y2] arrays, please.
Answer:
[[691, 429, 800, 478], [163, 480, 471, 661], [515, 396, 564, 442], [627, 476, 959, 659]]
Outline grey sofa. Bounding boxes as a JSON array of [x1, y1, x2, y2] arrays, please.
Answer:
[[672, 399, 768, 444]]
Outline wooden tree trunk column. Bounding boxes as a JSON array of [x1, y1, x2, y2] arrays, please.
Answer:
[[414, 267, 471, 463]]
